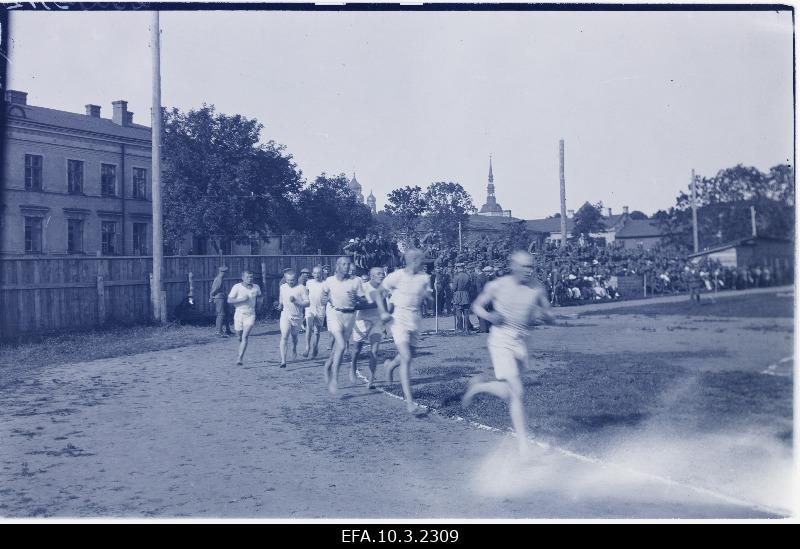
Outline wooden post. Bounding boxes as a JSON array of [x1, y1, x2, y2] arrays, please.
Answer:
[[261, 260, 268, 314], [691, 169, 699, 254], [188, 271, 194, 297], [33, 260, 42, 331], [643, 273, 647, 298], [97, 274, 106, 325], [559, 139, 568, 246], [151, 11, 165, 323], [434, 279, 439, 334]]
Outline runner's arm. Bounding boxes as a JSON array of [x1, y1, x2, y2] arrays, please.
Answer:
[[472, 284, 503, 325]]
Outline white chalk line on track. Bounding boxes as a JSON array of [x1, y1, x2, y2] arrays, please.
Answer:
[[353, 369, 791, 518]]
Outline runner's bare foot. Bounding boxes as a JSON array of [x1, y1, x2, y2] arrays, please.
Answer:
[[384, 360, 395, 383], [461, 374, 487, 407]]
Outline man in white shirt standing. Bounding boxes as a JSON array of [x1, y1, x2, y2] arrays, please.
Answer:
[[463, 250, 554, 456], [227, 269, 262, 366], [279, 270, 310, 369], [321, 256, 362, 394], [350, 267, 388, 389], [376, 248, 433, 414], [303, 265, 326, 359]]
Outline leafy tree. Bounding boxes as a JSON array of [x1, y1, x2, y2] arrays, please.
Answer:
[[629, 210, 648, 220], [421, 181, 477, 246], [383, 185, 426, 239], [572, 201, 606, 237], [659, 164, 795, 250], [293, 173, 375, 254], [162, 105, 301, 254]]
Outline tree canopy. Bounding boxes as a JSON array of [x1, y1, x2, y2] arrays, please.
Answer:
[[658, 164, 794, 250], [293, 173, 375, 254], [162, 105, 302, 254], [383, 185, 426, 239], [421, 181, 477, 247], [572, 201, 606, 237]]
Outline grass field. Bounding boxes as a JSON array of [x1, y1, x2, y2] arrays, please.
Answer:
[[1, 289, 794, 517], [380, 289, 795, 512]]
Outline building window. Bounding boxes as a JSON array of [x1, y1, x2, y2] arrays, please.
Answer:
[[101, 221, 118, 255], [132, 168, 147, 199], [101, 164, 117, 197], [67, 159, 84, 194], [132, 223, 148, 256], [24, 216, 43, 253], [67, 219, 84, 254], [25, 154, 43, 190]]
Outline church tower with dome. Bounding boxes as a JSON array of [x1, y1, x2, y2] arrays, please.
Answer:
[[348, 172, 364, 204], [477, 156, 511, 217], [367, 190, 377, 215]]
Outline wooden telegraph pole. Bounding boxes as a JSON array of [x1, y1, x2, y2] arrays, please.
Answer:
[[559, 139, 568, 246], [691, 169, 699, 254], [151, 12, 165, 322]]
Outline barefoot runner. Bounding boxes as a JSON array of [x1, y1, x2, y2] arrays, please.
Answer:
[[376, 249, 433, 414], [350, 267, 388, 388], [278, 270, 310, 368], [462, 250, 554, 456], [227, 270, 262, 366]]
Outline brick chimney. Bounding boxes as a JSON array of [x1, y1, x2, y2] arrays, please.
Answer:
[[567, 209, 575, 218], [112, 100, 129, 126], [5, 90, 27, 105], [85, 104, 101, 118], [623, 206, 629, 215], [124, 111, 134, 125], [607, 207, 612, 217]]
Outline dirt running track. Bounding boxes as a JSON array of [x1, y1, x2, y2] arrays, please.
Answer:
[[0, 310, 787, 518]]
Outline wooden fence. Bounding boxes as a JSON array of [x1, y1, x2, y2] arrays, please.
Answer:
[[0, 255, 340, 340]]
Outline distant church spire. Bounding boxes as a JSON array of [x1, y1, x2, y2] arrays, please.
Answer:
[[478, 154, 508, 217], [367, 189, 377, 215]]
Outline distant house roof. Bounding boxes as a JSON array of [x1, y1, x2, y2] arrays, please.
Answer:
[[614, 219, 666, 239], [523, 213, 627, 235], [6, 103, 152, 142], [524, 217, 573, 233], [688, 236, 793, 259]]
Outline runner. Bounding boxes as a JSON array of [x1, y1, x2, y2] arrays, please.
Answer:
[[227, 269, 262, 366], [278, 270, 310, 369], [350, 267, 388, 389], [462, 250, 555, 456], [321, 256, 361, 394], [303, 265, 326, 358], [376, 248, 433, 414]]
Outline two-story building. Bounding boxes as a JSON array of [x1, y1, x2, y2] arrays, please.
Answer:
[[2, 90, 154, 257]]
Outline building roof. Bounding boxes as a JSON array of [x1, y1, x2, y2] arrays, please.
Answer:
[[524, 216, 574, 233], [467, 214, 547, 233], [479, 201, 505, 214], [688, 236, 794, 258], [349, 173, 362, 191], [614, 219, 666, 239], [6, 102, 152, 142]]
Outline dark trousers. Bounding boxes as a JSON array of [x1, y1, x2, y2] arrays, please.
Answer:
[[214, 298, 231, 333]]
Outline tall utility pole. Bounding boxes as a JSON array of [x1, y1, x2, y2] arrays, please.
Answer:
[[458, 221, 462, 253], [750, 205, 757, 237], [691, 169, 699, 254], [151, 11, 165, 322], [559, 139, 568, 246]]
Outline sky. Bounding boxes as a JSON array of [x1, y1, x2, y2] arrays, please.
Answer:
[[6, 7, 794, 219]]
